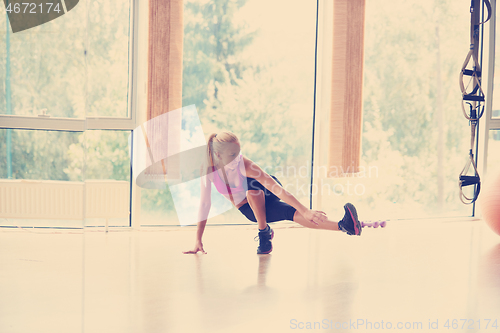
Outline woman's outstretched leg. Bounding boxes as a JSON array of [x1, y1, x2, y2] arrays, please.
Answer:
[[292, 203, 361, 236], [292, 210, 340, 231]]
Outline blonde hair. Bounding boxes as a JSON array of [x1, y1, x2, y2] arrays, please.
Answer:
[[206, 131, 240, 171]]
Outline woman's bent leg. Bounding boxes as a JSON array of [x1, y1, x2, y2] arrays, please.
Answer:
[[246, 190, 274, 254], [246, 190, 268, 230]]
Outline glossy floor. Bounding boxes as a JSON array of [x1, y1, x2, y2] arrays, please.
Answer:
[[1, 218, 500, 333]]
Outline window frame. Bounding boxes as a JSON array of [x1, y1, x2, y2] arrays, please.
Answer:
[[481, 0, 500, 179]]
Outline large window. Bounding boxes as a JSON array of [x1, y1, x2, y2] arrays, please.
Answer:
[[138, 0, 318, 226], [0, 0, 135, 228], [361, 0, 473, 218], [314, 0, 480, 221]]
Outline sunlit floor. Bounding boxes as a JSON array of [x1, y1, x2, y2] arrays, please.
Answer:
[[1, 218, 500, 333]]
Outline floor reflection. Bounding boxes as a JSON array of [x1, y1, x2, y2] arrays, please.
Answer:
[[4, 220, 500, 333], [243, 254, 273, 293]]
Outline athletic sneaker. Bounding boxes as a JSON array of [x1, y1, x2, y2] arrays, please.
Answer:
[[255, 225, 274, 254], [338, 203, 361, 236]]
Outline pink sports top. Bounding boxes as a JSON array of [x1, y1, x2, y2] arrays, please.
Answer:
[[211, 154, 247, 195]]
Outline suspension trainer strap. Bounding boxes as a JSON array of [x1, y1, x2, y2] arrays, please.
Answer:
[[457, 0, 491, 204]]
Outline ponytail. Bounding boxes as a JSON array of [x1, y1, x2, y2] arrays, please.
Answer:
[[207, 133, 218, 172]]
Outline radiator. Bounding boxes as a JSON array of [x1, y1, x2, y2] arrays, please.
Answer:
[[0, 180, 129, 220]]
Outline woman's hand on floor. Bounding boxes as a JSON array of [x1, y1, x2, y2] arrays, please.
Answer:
[[183, 241, 207, 254]]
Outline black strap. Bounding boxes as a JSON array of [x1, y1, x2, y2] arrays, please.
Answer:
[[459, 175, 480, 187]]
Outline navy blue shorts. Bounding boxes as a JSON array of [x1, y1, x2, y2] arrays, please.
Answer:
[[238, 175, 297, 223]]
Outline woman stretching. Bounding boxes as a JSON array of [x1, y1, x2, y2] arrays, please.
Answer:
[[183, 131, 361, 255]]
